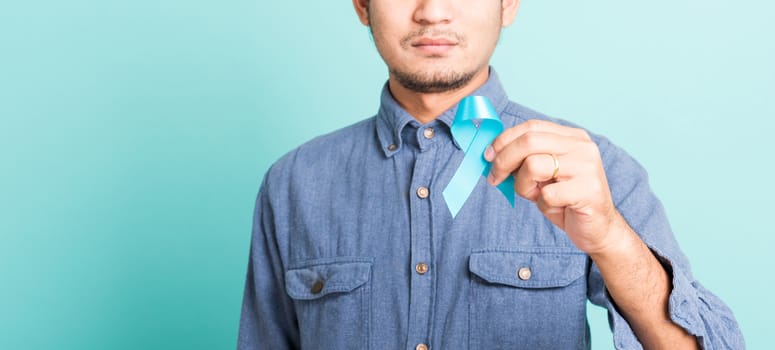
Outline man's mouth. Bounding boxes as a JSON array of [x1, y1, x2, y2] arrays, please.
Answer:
[[411, 37, 457, 55]]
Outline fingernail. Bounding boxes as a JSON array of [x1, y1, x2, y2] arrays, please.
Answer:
[[484, 145, 494, 161]]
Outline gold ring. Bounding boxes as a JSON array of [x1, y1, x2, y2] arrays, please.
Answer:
[[549, 153, 560, 180]]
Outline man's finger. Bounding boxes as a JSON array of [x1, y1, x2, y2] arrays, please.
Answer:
[[538, 180, 590, 210], [487, 132, 581, 185], [491, 119, 588, 153], [512, 154, 559, 200]]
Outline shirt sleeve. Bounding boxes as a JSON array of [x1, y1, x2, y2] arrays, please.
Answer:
[[237, 178, 300, 350], [586, 137, 745, 350]]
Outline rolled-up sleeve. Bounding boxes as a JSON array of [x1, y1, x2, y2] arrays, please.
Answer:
[[238, 176, 299, 350], [587, 137, 745, 350]]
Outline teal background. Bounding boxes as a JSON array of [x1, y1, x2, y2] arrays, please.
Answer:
[[1, 1, 772, 349]]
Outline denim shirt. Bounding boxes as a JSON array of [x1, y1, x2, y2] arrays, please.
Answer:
[[238, 70, 743, 349]]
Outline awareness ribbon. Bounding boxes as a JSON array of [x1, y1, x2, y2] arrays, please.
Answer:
[[443, 96, 515, 217]]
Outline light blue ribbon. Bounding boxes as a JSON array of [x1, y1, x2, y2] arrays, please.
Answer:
[[443, 96, 515, 217]]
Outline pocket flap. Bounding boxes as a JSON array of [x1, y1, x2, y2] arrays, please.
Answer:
[[285, 258, 373, 300], [469, 249, 587, 288]]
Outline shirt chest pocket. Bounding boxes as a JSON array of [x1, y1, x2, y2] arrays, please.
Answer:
[[285, 257, 373, 350], [468, 249, 589, 350]]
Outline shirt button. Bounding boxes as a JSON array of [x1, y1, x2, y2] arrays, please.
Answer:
[[415, 262, 429, 275], [416, 343, 429, 350], [310, 280, 324, 294], [422, 127, 435, 139], [416, 186, 430, 199], [517, 267, 532, 281], [387, 144, 397, 151]]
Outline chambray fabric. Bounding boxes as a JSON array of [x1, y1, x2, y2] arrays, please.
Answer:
[[238, 69, 744, 350]]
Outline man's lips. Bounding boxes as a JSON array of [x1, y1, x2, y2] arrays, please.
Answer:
[[412, 37, 457, 46], [411, 37, 457, 55]]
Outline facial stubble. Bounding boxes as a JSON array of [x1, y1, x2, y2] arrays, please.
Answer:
[[368, 10, 488, 94]]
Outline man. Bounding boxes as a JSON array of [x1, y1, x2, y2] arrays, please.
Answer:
[[239, 0, 743, 349]]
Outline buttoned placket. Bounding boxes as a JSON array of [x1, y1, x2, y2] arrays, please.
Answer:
[[405, 124, 440, 350]]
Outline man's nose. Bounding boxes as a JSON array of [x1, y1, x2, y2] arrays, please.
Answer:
[[413, 0, 455, 25]]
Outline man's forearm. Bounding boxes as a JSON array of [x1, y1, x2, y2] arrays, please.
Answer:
[[589, 214, 699, 350]]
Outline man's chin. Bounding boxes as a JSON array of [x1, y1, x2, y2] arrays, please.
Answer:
[[390, 67, 476, 94]]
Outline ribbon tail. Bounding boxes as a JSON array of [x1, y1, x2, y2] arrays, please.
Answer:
[[444, 125, 513, 217], [497, 177, 515, 206], [483, 162, 515, 207], [443, 148, 486, 218]]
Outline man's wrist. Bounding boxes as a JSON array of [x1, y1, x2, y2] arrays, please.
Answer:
[[587, 212, 640, 262]]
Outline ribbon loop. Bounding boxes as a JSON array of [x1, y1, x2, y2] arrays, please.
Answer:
[[443, 96, 515, 217]]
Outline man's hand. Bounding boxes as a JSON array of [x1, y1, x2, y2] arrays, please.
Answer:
[[485, 119, 700, 349], [484, 119, 625, 255]]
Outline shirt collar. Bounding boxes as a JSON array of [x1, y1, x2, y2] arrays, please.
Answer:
[[376, 67, 510, 157]]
